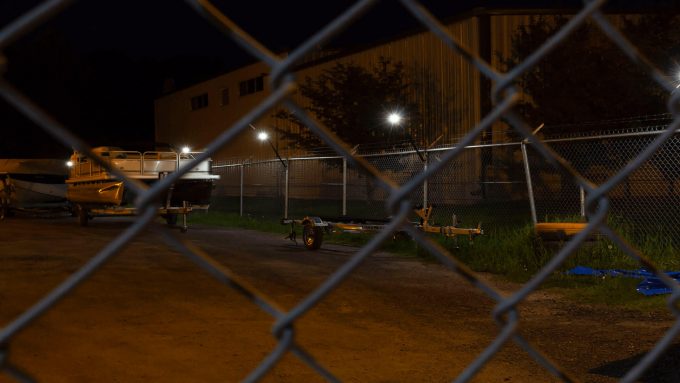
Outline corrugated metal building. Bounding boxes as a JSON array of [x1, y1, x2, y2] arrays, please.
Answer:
[[153, 9, 547, 160], [153, 7, 637, 161]]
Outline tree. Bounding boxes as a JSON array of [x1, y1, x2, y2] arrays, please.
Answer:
[[274, 57, 431, 210], [502, 15, 680, 198], [500, 15, 677, 132], [274, 57, 421, 151]]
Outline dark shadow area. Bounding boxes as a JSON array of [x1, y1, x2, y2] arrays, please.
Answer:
[[590, 343, 680, 382]]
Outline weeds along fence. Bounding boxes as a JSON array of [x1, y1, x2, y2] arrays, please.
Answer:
[[3, 1, 680, 382], [212, 123, 680, 244]]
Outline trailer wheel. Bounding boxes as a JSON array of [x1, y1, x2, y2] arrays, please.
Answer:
[[77, 205, 89, 227], [392, 231, 410, 241], [303, 224, 323, 250]]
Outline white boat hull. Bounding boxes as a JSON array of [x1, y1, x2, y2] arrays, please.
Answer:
[[11, 178, 67, 207], [0, 159, 68, 209]]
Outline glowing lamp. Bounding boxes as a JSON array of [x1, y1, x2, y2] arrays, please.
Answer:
[[387, 112, 402, 126]]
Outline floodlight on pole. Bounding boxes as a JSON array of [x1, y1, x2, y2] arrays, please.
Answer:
[[255, 130, 286, 168], [385, 110, 424, 162], [181, 146, 191, 154], [387, 112, 402, 126]]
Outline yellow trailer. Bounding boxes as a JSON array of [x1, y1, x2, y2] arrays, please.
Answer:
[[282, 206, 483, 250]]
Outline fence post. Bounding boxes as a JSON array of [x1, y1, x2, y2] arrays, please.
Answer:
[[284, 159, 289, 219], [423, 150, 428, 208], [342, 157, 347, 216], [580, 186, 585, 218], [240, 162, 244, 217], [521, 142, 538, 225]]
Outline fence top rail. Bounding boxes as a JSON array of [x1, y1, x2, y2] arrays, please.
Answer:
[[212, 126, 679, 166], [539, 127, 679, 144]]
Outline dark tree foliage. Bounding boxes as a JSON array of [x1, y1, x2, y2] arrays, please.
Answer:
[[501, 14, 678, 132], [274, 57, 421, 151], [503, 14, 680, 197]]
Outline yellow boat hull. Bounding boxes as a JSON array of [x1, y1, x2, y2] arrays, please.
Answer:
[[67, 181, 124, 206]]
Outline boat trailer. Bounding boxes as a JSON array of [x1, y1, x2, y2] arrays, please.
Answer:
[[75, 201, 206, 233], [73, 183, 211, 231], [282, 206, 483, 250]]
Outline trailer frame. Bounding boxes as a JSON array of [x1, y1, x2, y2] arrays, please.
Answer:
[[282, 206, 483, 250], [75, 201, 208, 232]]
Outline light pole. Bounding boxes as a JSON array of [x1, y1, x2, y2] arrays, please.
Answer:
[[386, 111, 424, 162], [256, 130, 289, 219], [257, 131, 287, 168]]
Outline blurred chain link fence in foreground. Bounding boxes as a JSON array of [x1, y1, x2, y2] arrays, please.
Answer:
[[2, 1, 680, 382]]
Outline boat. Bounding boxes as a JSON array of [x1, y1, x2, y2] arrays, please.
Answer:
[[0, 159, 69, 218], [66, 147, 219, 229]]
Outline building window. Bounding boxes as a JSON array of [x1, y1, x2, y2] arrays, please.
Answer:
[[190, 93, 209, 111], [220, 88, 229, 106], [238, 75, 265, 97]]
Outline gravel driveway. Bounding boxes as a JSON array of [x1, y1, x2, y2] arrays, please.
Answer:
[[1, 216, 678, 382]]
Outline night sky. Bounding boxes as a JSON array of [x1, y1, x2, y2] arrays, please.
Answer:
[[1, 0, 675, 158]]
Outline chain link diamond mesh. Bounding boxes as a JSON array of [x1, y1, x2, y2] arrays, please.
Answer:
[[2, 0, 680, 382]]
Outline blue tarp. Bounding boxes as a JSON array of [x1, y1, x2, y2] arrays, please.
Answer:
[[566, 266, 680, 296]]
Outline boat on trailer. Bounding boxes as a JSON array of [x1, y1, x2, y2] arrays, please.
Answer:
[[66, 147, 219, 231], [0, 159, 69, 219]]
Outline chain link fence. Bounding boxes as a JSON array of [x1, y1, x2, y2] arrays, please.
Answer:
[[2, 1, 680, 382], [214, 123, 680, 246], [529, 119, 680, 244], [213, 143, 522, 229]]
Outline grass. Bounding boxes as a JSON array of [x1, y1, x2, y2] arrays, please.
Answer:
[[188, 209, 421, 255], [191, 203, 680, 311], [188, 210, 284, 233], [543, 274, 671, 313]]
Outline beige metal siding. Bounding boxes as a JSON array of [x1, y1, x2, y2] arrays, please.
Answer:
[[155, 18, 488, 161], [289, 17, 481, 146], [154, 61, 275, 160]]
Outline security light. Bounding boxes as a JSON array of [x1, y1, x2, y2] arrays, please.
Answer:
[[385, 110, 425, 162], [387, 112, 402, 126], [181, 146, 191, 154], [66, 161, 73, 167], [255, 130, 286, 168]]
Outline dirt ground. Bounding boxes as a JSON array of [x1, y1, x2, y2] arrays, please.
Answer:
[[1, 216, 679, 382]]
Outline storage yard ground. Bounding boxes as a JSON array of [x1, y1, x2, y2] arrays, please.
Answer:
[[1, 217, 678, 382]]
